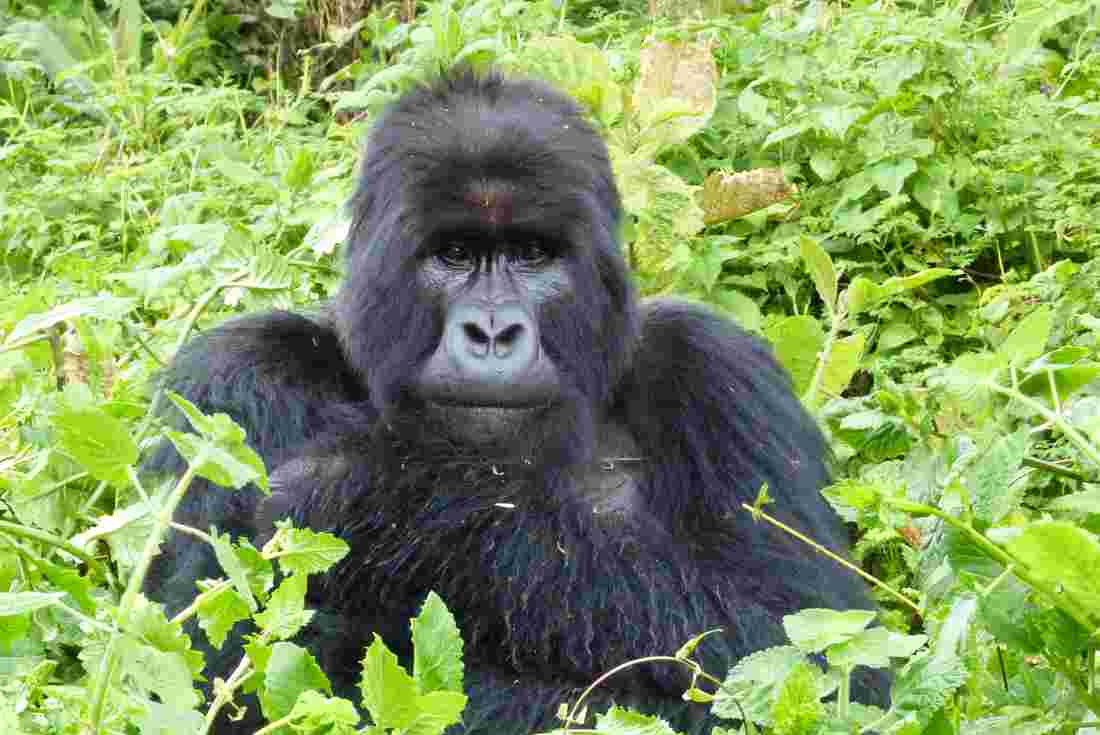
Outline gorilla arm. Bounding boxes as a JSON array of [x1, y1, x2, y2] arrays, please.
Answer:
[[143, 310, 370, 616]]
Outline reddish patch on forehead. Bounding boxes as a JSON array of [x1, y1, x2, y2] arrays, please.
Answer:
[[463, 186, 514, 227]]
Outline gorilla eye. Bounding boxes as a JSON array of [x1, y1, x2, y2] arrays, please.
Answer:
[[436, 241, 476, 267], [511, 241, 555, 267]]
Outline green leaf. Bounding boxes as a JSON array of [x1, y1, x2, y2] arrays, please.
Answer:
[[260, 642, 332, 721], [887, 652, 967, 719], [594, 705, 680, 733], [405, 690, 467, 735], [284, 149, 316, 192], [285, 690, 360, 729], [765, 316, 825, 396], [816, 105, 864, 139], [166, 430, 268, 492], [52, 404, 138, 487], [1018, 363, 1100, 403], [783, 609, 876, 653], [847, 268, 959, 316], [867, 158, 917, 197], [963, 429, 1030, 524], [1003, 521, 1100, 621], [818, 333, 865, 401], [254, 573, 313, 640], [360, 634, 419, 729], [165, 393, 268, 492], [809, 151, 841, 183], [0, 591, 65, 616], [714, 645, 829, 725], [826, 627, 927, 670], [799, 236, 837, 312], [770, 662, 824, 735], [5, 296, 136, 345], [998, 305, 1052, 366], [412, 591, 464, 695], [266, 524, 350, 576], [195, 583, 250, 649]]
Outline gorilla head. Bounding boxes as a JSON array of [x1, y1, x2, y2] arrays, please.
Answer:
[[335, 69, 638, 457]]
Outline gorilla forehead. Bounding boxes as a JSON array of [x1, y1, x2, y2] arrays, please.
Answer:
[[362, 69, 621, 245]]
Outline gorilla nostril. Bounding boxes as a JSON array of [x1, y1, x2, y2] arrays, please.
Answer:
[[463, 323, 491, 356], [494, 324, 524, 357]]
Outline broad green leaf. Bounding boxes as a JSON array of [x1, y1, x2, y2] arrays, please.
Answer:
[[286, 690, 360, 729], [847, 268, 959, 316], [135, 700, 205, 735], [816, 105, 864, 139], [405, 690, 467, 735], [284, 148, 316, 192], [265, 525, 350, 576], [260, 642, 332, 721], [254, 574, 313, 640], [1049, 489, 1100, 515], [412, 591, 464, 695], [826, 628, 927, 670], [963, 429, 1030, 524], [1003, 522, 1100, 621], [196, 583, 250, 649], [360, 635, 419, 729], [714, 646, 825, 724], [211, 531, 258, 612], [765, 315, 825, 395], [873, 54, 924, 96], [166, 431, 268, 492], [52, 405, 138, 487], [1019, 363, 1100, 403], [868, 157, 917, 196], [819, 333, 865, 401], [809, 151, 841, 182], [5, 296, 136, 345], [739, 85, 774, 127], [594, 705, 680, 734], [886, 652, 966, 724], [799, 236, 837, 312], [771, 662, 825, 735], [998, 306, 1052, 366], [783, 608, 876, 653], [0, 591, 65, 616]]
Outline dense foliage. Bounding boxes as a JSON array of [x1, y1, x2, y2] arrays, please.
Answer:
[[0, 0, 1098, 733]]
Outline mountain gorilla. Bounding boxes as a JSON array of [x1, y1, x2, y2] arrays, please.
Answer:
[[145, 68, 887, 732]]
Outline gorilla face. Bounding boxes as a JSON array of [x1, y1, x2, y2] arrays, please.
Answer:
[[336, 72, 639, 455], [416, 227, 568, 410]]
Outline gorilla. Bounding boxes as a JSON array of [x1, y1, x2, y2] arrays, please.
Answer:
[[145, 68, 887, 732]]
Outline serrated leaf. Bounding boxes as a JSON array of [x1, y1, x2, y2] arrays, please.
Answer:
[[196, 583, 250, 649], [412, 592, 464, 695], [360, 635, 419, 729], [166, 430, 268, 492], [594, 705, 679, 734], [783, 609, 876, 653], [268, 525, 350, 576], [52, 404, 138, 487], [286, 690, 360, 729], [713, 645, 808, 723], [963, 429, 1029, 523], [260, 642, 332, 721], [826, 628, 927, 670], [254, 573, 313, 640]]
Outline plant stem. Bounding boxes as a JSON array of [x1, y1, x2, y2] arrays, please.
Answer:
[[87, 456, 201, 733]]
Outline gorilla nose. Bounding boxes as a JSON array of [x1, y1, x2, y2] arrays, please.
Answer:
[[449, 304, 537, 375]]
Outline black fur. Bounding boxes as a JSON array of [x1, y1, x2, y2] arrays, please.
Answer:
[[145, 69, 887, 733]]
